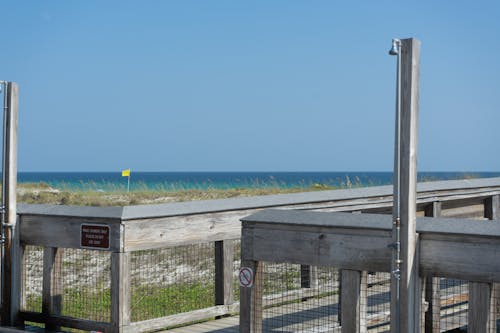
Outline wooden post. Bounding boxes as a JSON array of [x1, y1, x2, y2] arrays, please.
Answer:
[[215, 240, 235, 307], [484, 195, 500, 328], [485, 195, 499, 220], [239, 260, 262, 333], [16, 242, 26, 328], [468, 282, 496, 333], [390, 38, 421, 333], [111, 252, 131, 333], [424, 202, 441, 333], [340, 270, 367, 333], [1, 82, 19, 326], [240, 226, 263, 333], [42, 247, 63, 331], [300, 265, 318, 289]]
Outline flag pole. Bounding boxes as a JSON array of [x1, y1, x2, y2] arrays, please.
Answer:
[[122, 168, 131, 192]]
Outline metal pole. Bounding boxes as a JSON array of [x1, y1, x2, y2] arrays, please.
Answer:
[[0, 82, 19, 326], [389, 38, 421, 333], [0, 81, 7, 320], [389, 38, 402, 333]]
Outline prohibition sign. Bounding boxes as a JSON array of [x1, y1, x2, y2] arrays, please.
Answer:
[[239, 267, 254, 288]]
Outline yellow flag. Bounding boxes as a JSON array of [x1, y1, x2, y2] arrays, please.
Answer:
[[122, 169, 130, 177]]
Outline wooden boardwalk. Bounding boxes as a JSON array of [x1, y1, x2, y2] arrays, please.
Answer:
[[163, 279, 475, 333], [164, 316, 239, 333]]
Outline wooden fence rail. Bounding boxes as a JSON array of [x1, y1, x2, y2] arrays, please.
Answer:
[[240, 192, 500, 332], [4, 177, 500, 332]]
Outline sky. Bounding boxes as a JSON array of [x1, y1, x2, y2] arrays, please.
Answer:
[[1, 1, 499, 172]]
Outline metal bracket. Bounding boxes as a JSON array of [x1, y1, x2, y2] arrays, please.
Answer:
[[392, 268, 401, 280]]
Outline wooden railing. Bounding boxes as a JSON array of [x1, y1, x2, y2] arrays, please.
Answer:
[[240, 180, 500, 333], [6, 177, 500, 332]]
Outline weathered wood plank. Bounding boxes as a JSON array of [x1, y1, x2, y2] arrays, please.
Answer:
[[19, 311, 113, 332], [340, 270, 367, 333], [485, 195, 499, 220], [239, 259, 262, 333], [251, 227, 392, 272], [124, 210, 251, 251], [468, 282, 496, 333], [424, 202, 441, 333], [420, 236, 500, 283], [42, 247, 63, 331], [441, 201, 485, 219], [17, 243, 26, 325], [111, 251, 131, 332], [20, 215, 122, 251], [215, 240, 235, 306], [300, 265, 318, 289], [124, 304, 239, 333]]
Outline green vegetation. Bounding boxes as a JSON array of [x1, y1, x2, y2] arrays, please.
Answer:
[[16, 182, 338, 206], [25, 283, 214, 324], [131, 282, 214, 322]]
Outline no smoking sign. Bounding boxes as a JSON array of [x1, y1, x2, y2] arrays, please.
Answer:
[[239, 267, 254, 288]]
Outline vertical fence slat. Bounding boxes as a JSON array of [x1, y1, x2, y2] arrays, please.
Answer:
[[484, 195, 499, 331], [111, 252, 131, 333], [42, 247, 63, 331], [215, 240, 235, 307], [17, 243, 26, 327], [239, 260, 262, 333], [300, 265, 318, 289], [340, 270, 367, 333], [468, 282, 495, 333], [484, 195, 499, 220], [424, 202, 441, 333]]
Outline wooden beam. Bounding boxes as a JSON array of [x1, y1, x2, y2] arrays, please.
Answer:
[[215, 240, 235, 307], [239, 260, 262, 333], [340, 270, 367, 333], [424, 202, 441, 333], [468, 282, 496, 333], [42, 247, 63, 331], [300, 265, 318, 288], [485, 195, 499, 220], [19, 311, 113, 332], [111, 251, 131, 332], [20, 215, 122, 251], [240, 226, 262, 333]]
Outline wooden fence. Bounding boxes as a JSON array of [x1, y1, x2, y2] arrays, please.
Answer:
[[241, 182, 500, 333], [5, 176, 500, 332]]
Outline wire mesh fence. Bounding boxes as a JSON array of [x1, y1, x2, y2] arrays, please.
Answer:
[[438, 277, 468, 331], [58, 248, 111, 322], [21, 246, 111, 324], [22, 245, 44, 313], [366, 272, 391, 332], [494, 285, 500, 333], [261, 262, 340, 332], [130, 242, 216, 322], [233, 240, 242, 302], [19, 242, 500, 332]]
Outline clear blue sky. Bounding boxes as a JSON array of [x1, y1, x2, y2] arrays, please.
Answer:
[[1, 1, 499, 172]]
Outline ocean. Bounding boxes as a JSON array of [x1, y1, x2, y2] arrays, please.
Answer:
[[16, 171, 500, 192]]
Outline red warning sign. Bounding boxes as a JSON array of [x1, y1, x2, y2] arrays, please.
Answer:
[[239, 267, 254, 288]]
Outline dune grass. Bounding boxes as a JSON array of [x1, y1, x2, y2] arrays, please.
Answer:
[[15, 182, 338, 207]]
